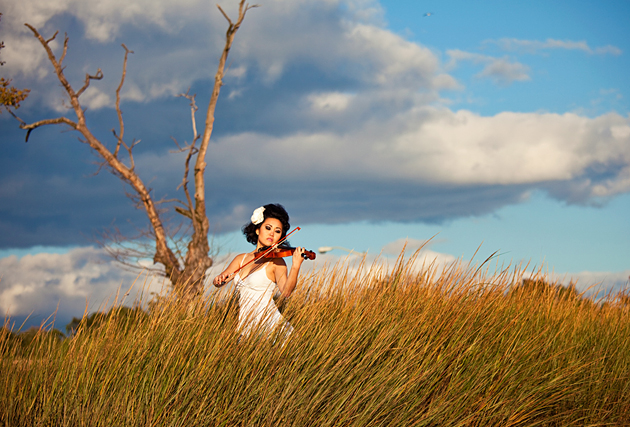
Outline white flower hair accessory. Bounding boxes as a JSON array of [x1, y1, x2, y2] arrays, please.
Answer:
[[251, 206, 265, 225]]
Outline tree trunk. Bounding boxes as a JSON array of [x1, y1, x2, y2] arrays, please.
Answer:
[[16, 1, 255, 300]]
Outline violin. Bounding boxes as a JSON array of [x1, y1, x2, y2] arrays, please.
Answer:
[[214, 227, 315, 286], [215, 246, 315, 286], [255, 246, 316, 260]]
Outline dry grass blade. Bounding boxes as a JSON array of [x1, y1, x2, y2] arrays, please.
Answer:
[[2, 250, 630, 426]]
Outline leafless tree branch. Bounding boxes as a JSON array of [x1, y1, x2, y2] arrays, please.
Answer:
[[114, 44, 133, 159], [170, 135, 183, 151], [216, 5, 232, 26], [179, 0, 254, 287], [58, 33, 69, 66], [175, 206, 194, 220], [20, 116, 78, 142], [175, 90, 200, 223], [45, 31, 58, 44], [88, 159, 108, 177], [15, 1, 255, 298], [22, 23, 182, 287], [75, 69, 103, 98], [6, 108, 26, 126]]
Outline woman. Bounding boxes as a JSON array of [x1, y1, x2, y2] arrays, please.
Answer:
[[213, 204, 306, 338]]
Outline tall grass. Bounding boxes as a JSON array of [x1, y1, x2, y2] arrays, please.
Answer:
[[2, 251, 629, 426]]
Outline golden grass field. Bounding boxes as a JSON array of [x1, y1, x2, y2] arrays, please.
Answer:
[[2, 250, 630, 426]]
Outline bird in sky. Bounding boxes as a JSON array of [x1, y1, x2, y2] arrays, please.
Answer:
[[424, 12, 433, 17]]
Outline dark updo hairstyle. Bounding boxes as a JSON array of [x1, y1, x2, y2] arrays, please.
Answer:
[[242, 203, 291, 247]]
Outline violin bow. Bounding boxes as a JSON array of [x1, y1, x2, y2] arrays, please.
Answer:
[[218, 226, 301, 285]]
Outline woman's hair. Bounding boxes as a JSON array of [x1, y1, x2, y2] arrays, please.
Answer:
[[242, 203, 291, 246]]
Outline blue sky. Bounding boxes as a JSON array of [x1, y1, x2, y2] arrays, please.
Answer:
[[1, 0, 629, 330], [397, 0, 630, 117]]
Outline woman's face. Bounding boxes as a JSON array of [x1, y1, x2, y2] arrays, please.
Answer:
[[256, 218, 283, 248]]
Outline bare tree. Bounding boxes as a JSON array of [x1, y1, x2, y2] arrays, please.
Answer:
[[10, 1, 256, 298]]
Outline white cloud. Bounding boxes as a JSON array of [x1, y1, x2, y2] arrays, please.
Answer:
[[226, 1, 443, 94], [4, 0, 208, 43], [0, 28, 50, 80], [344, 23, 438, 88], [394, 110, 630, 187], [81, 86, 112, 110], [225, 65, 247, 80], [486, 38, 623, 56], [309, 92, 354, 113], [610, 124, 630, 140], [200, 108, 630, 201], [1, 0, 72, 34], [205, 236, 459, 298], [477, 58, 530, 85], [0, 247, 165, 320], [593, 45, 623, 55], [381, 238, 431, 255], [381, 238, 457, 269], [1, 0, 229, 106], [3, 0, 447, 112], [2, 243, 626, 332], [2, 0, 628, 231], [547, 270, 630, 297], [448, 37, 622, 87], [446, 50, 531, 85], [208, 240, 629, 303], [2, 0, 622, 114], [120, 83, 146, 102]]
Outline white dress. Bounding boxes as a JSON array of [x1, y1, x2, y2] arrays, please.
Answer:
[[234, 258, 293, 339]]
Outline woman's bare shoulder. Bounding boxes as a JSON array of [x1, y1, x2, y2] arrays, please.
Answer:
[[227, 252, 249, 267]]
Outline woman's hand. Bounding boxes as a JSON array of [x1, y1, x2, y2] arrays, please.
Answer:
[[213, 253, 247, 287], [213, 273, 230, 286], [292, 246, 306, 268], [276, 247, 306, 298]]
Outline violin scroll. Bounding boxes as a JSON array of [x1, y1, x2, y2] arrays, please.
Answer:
[[256, 246, 316, 260], [300, 249, 317, 260]]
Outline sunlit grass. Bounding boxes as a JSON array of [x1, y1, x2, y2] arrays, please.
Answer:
[[2, 250, 629, 426]]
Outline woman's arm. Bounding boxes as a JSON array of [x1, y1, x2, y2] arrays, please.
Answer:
[[213, 253, 246, 287], [274, 247, 306, 297]]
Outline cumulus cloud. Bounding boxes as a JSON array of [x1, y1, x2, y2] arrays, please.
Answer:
[[1, 0, 209, 43], [65, 99, 628, 230], [200, 108, 630, 198], [0, 247, 167, 328], [2, 0, 449, 113], [343, 23, 439, 88], [1, 0, 628, 247], [0, 0, 236, 110]]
